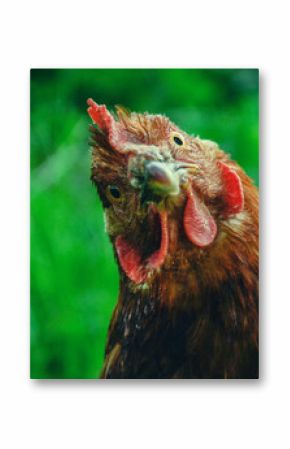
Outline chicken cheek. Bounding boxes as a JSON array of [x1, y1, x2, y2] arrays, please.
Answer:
[[183, 188, 217, 247]]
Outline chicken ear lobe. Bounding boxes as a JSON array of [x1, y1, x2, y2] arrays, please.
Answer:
[[183, 187, 217, 247], [218, 162, 244, 216]]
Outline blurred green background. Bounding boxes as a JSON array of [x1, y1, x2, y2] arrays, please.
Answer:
[[30, 69, 259, 378]]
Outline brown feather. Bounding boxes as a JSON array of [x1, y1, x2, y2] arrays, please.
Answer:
[[88, 102, 259, 379]]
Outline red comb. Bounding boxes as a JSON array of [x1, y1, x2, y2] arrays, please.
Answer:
[[87, 98, 114, 134], [87, 98, 128, 152]]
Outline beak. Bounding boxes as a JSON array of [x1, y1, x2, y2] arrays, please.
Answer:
[[145, 161, 180, 197]]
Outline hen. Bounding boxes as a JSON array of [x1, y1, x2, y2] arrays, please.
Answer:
[[87, 99, 259, 379]]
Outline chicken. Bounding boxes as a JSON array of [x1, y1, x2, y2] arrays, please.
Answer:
[[87, 98, 259, 379]]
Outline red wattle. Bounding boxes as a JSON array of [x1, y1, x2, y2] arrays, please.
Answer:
[[183, 187, 217, 247], [147, 210, 168, 269], [115, 210, 169, 284], [115, 235, 147, 284]]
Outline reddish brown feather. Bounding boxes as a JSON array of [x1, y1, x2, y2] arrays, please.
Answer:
[[87, 101, 259, 379]]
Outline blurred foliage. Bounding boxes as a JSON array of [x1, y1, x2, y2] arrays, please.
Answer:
[[30, 69, 259, 378]]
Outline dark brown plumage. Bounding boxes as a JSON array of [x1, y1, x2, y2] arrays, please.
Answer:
[[87, 99, 259, 379]]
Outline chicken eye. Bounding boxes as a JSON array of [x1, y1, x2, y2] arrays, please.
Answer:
[[171, 132, 184, 146], [106, 185, 122, 202]]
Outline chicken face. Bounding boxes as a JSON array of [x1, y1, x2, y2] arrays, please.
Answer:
[[88, 99, 244, 285]]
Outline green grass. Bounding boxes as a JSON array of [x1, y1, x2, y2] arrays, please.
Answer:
[[30, 68, 259, 378]]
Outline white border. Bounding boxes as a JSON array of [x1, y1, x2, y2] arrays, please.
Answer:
[[1, 1, 289, 448]]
